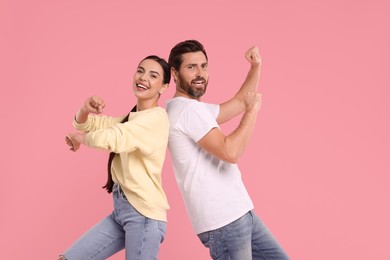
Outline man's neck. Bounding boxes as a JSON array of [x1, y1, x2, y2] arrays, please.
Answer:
[[173, 90, 200, 101]]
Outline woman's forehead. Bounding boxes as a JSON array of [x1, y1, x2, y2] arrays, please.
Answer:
[[139, 59, 163, 72]]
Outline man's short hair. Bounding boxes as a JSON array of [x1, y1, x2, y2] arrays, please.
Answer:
[[168, 40, 208, 71]]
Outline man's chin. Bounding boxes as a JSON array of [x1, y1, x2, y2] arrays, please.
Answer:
[[192, 92, 205, 99], [190, 87, 206, 97]]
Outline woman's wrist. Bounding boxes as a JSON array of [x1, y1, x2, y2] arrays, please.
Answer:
[[75, 106, 89, 123]]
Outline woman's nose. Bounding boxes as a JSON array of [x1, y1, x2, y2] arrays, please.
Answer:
[[139, 74, 146, 81]]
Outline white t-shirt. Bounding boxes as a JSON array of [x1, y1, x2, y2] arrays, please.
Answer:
[[166, 97, 254, 234]]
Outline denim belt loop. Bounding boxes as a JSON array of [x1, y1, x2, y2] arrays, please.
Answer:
[[113, 183, 120, 198]]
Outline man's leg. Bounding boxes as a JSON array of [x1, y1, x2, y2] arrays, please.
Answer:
[[250, 211, 289, 260], [197, 212, 253, 260]]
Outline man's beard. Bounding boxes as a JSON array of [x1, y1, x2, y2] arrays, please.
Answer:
[[177, 74, 208, 99]]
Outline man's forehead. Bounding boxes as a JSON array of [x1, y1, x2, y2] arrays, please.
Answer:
[[181, 51, 207, 64]]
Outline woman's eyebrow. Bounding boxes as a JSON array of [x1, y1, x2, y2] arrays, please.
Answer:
[[150, 70, 160, 76]]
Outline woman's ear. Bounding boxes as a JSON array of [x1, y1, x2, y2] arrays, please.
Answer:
[[159, 83, 169, 95]]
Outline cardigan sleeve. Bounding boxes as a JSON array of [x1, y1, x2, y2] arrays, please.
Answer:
[[85, 109, 169, 155], [73, 114, 126, 133]]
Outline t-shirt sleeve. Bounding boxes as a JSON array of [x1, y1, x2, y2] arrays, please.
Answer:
[[178, 102, 220, 143]]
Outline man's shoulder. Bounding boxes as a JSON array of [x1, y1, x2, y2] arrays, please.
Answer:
[[171, 98, 217, 114], [167, 96, 197, 105], [167, 97, 199, 112]]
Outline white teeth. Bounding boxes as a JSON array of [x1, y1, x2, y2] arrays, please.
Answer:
[[137, 84, 148, 90]]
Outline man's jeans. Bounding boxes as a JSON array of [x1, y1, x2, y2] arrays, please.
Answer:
[[62, 184, 166, 260], [197, 211, 289, 260]]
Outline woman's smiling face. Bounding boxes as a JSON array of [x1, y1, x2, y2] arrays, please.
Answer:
[[133, 59, 167, 101]]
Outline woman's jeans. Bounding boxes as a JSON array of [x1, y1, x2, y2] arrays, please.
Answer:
[[197, 211, 289, 260], [62, 184, 166, 260]]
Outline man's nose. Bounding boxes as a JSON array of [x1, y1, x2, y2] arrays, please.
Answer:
[[195, 67, 202, 77]]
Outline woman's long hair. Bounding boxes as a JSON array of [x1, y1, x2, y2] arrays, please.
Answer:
[[102, 55, 171, 193], [102, 106, 136, 193]]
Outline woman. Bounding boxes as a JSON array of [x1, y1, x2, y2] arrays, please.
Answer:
[[60, 55, 171, 260]]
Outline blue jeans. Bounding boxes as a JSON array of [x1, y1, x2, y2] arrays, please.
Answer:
[[62, 184, 166, 260], [197, 211, 289, 260]]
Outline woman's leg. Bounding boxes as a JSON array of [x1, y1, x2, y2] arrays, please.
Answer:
[[124, 216, 166, 260], [60, 214, 125, 260], [113, 185, 166, 260]]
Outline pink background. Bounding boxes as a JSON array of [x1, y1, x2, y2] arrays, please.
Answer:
[[2, 0, 389, 259]]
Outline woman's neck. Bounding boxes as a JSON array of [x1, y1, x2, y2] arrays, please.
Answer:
[[136, 100, 158, 111]]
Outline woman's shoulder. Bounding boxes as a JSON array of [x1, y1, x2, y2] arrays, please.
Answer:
[[147, 106, 168, 116], [130, 106, 168, 122]]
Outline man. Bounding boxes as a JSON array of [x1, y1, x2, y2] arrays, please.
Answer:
[[166, 40, 289, 259]]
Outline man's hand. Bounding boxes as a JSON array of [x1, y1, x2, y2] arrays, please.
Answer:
[[82, 96, 105, 114], [243, 92, 262, 113], [245, 46, 262, 67]]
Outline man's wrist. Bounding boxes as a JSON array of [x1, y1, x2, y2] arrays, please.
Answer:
[[250, 63, 261, 70], [245, 107, 259, 114]]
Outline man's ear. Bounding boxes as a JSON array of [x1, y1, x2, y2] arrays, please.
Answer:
[[171, 67, 178, 82]]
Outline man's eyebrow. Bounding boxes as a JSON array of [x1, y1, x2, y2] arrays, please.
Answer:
[[186, 62, 208, 66]]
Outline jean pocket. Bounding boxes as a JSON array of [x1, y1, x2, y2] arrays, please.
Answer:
[[158, 221, 167, 243], [198, 231, 216, 258], [158, 221, 167, 233], [197, 231, 211, 245], [120, 193, 128, 201]]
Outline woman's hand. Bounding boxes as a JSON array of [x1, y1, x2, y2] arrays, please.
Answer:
[[82, 96, 105, 114], [65, 133, 85, 152], [75, 96, 106, 124]]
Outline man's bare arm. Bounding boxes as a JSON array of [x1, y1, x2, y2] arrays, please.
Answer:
[[198, 92, 261, 163], [217, 46, 262, 124]]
